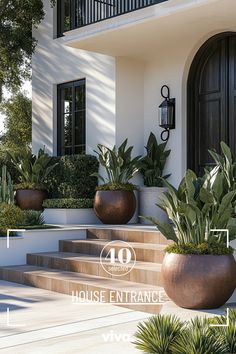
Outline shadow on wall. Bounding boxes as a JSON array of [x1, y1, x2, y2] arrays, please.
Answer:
[[32, 34, 116, 155]]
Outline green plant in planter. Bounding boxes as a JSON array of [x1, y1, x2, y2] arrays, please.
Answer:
[[208, 141, 236, 194], [0, 165, 14, 204], [9, 147, 58, 190], [93, 139, 141, 190], [147, 168, 236, 249], [140, 132, 171, 187]]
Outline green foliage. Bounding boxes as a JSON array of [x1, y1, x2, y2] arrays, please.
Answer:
[[140, 132, 171, 187], [147, 167, 236, 246], [0, 93, 32, 148], [133, 315, 184, 354], [165, 242, 234, 255], [96, 183, 137, 191], [0, 165, 14, 204], [211, 309, 236, 354], [22, 210, 44, 226], [172, 317, 228, 354], [0, 147, 21, 183], [134, 311, 236, 354], [208, 141, 236, 194], [14, 182, 46, 190], [43, 198, 93, 209], [45, 154, 99, 199], [0, 203, 25, 234], [9, 147, 58, 191], [93, 139, 141, 185], [0, 0, 55, 96]]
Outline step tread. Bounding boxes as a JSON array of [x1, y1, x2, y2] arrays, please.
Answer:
[[0, 265, 163, 291], [28, 252, 163, 271], [61, 239, 167, 250]]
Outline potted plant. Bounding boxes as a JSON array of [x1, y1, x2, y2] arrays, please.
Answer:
[[139, 132, 171, 224], [9, 148, 58, 211], [93, 139, 141, 224], [148, 145, 236, 308]]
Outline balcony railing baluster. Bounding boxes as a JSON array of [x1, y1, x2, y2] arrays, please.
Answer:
[[58, 0, 167, 36]]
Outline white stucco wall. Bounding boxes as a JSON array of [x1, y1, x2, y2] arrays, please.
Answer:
[[115, 57, 144, 156], [32, 1, 116, 155], [32, 0, 236, 187]]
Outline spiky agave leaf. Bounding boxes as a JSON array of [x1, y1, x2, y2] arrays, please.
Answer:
[[211, 309, 236, 354], [172, 317, 228, 354], [133, 315, 183, 354]]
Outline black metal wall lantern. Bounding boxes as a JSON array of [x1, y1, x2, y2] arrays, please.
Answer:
[[159, 85, 175, 141]]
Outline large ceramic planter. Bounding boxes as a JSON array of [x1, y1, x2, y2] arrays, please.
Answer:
[[16, 189, 48, 211], [94, 190, 136, 224], [162, 253, 236, 309], [139, 187, 168, 224]]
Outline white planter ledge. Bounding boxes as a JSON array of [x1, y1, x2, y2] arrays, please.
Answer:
[[0, 227, 86, 267], [43, 208, 101, 225]]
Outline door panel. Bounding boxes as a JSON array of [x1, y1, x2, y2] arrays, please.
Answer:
[[229, 36, 236, 159], [188, 33, 236, 174]]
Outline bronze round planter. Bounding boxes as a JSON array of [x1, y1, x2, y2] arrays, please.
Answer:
[[94, 190, 136, 224], [16, 189, 48, 211], [162, 253, 236, 309]]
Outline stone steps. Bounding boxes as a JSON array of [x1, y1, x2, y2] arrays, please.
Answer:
[[27, 252, 163, 286], [87, 227, 171, 244], [0, 265, 167, 314], [0, 226, 170, 314], [59, 239, 166, 263]]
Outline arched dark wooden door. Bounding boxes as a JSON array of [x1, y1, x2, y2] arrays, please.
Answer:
[[187, 33, 236, 174]]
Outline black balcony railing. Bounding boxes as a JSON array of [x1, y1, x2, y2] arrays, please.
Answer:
[[57, 0, 167, 37]]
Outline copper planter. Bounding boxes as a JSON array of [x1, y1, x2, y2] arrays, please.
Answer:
[[162, 253, 236, 309], [16, 189, 48, 211], [94, 190, 136, 224]]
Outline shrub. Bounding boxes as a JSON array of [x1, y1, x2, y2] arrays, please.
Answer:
[[96, 183, 138, 191], [22, 210, 44, 226], [140, 132, 171, 187], [0, 148, 20, 183], [9, 147, 58, 191], [134, 311, 236, 354], [147, 168, 236, 247], [93, 139, 141, 185], [45, 155, 99, 199], [165, 242, 234, 255], [0, 203, 25, 234], [0, 165, 14, 204], [43, 198, 93, 209], [211, 309, 236, 354], [133, 315, 184, 354], [172, 317, 227, 354]]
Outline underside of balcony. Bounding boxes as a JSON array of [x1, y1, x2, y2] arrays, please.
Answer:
[[59, 0, 236, 59]]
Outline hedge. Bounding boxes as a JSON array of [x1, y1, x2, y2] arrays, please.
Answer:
[[45, 154, 99, 199], [43, 198, 93, 209]]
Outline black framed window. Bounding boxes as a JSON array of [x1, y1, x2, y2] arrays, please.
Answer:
[[57, 79, 86, 156]]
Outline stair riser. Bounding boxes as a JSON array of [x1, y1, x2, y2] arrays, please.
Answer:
[[27, 254, 163, 286], [59, 241, 165, 263], [87, 229, 170, 244], [0, 268, 163, 315]]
